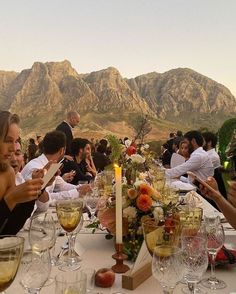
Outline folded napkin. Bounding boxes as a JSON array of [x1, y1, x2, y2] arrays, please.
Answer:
[[214, 246, 236, 266], [170, 180, 196, 192]]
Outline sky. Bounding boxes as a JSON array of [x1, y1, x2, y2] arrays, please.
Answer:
[[0, 0, 236, 95]]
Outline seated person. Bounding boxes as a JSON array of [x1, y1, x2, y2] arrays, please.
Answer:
[[0, 111, 44, 235], [21, 131, 89, 204], [10, 139, 49, 212], [201, 177, 236, 229], [166, 131, 214, 182], [93, 144, 110, 172], [178, 140, 190, 160], [202, 132, 221, 169], [61, 138, 95, 184]]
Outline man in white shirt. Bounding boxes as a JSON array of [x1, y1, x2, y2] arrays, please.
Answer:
[[166, 130, 214, 181], [10, 140, 49, 212], [21, 131, 89, 204], [202, 132, 221, 169]]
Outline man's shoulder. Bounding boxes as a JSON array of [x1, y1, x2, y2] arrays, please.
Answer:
[[56, 121, 68, 130]]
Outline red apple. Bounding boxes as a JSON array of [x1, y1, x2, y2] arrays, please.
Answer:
[[95, 268, 115, 288]]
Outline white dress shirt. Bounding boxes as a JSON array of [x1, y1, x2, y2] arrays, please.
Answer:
[[165, 147, 214, 181], [207, 148, 221, 169], [15, 172, 49, 212], [21, 154, 79, 203]]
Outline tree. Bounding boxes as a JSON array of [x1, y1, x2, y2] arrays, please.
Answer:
[[218, 118, 236, 161], [131, 114, 152, 143]]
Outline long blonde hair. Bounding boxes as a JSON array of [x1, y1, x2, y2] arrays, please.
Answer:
[[0, 111, 20, 172]]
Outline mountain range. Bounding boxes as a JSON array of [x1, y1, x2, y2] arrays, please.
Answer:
[[0, 60, 235, 141]]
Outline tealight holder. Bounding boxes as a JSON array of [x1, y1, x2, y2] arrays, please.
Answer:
[[112, 243, 130, 273]]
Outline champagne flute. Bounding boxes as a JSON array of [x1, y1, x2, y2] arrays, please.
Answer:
[[0, 236, 24, 294], [201, 217, 226, 290], [19, 249, 51, 294], [152, 245, 184, 294], [56, 198, 83, 271], [181, 236, 208, 294]]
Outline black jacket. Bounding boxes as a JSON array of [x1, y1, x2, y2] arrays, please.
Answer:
[[56, 121, 73, 155]]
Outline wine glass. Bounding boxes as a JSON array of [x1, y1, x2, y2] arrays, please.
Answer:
[[19, 249, 51, 294], [56, 198, 83, 271], [85, 190, 100, 222], [29, 212, 56, 252], [0, 236, 24, 294], [152, 245, 184, 294], [201, 217, 226, 290], [103, 171, 114, 196], [142, 218, 181, 256], [181, 236, 208, 294]]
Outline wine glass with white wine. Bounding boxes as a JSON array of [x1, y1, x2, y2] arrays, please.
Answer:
[[56, 198, 83, 271], [0, 236, 24, 294]]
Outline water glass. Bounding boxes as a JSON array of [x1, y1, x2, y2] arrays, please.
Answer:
[[55, 271, 87, 294], [81, 268, 95, 292], [19, 249, 51, 294]]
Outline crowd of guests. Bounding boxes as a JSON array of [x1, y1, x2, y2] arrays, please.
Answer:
[[1, 110, 236, 237]]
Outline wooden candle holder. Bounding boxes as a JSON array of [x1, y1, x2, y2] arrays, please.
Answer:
[[112, 243, 130, 273]]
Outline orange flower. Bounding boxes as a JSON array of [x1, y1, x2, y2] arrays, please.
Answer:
[[128, 188, 138, 200], [136, 194, 152, 212], [139, 183, 161, 201]]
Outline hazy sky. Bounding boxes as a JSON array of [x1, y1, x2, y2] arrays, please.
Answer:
[[0, 0, 236, 95]]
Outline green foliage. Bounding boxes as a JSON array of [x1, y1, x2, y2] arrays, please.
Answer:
[[106, 134, 123, 164], [131, 114, 152, 143], [218, 118, 236, 161]]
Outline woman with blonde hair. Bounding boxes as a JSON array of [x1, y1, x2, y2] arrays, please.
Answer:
[[0, 111, 44, 234]]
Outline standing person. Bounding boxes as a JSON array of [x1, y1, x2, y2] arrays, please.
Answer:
[[202, 132, 221, 169], [56, 111, 80, 155]]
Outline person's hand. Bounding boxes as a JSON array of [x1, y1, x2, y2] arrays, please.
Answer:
[[4, 178, 44, 210], [32, 169, 45, 179], [64, 155, 74, 161], [77, 184, 92, 196], [228, 181, 236, 208], [86, 164, 93, 173], [199, 177, 222, 201], [62, 171, 75, 183]]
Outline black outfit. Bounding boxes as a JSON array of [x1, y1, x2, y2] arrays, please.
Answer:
[[92, 152, 110, 172], [167, 138, 174, 155], [214, 168, 227, 198], [28, 143, 38, 161], [0, 198, 35, 235], [60, 158, 93, 185], [56, 121, 73, 155], [162, 149, 172, 166]]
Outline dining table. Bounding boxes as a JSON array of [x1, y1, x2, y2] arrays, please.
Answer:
[[8, 193, 236, 294]]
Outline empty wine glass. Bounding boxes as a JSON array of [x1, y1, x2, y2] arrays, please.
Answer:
[[29, 212, 56, 252], [56, 198, 83, 271], [201, 216, 226, 290], [85, 190, 100, 222], [152, 245, 184, 294], [19, 249, 51, 294], [0, 236, 24, 294], [181, 236, 208, 294]]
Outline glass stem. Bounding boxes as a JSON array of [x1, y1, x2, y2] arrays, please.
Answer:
[[27, 290, 40, 294], [210, 253, 217, 280], [67, 232, 73, 264], [187, 282, 196, 294], [71, 233, 76, 257], [163, 289, 173, 294]]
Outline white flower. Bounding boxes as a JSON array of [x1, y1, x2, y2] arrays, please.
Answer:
[[139, 172, 148, 180], [130, 154, 145, 164], [153, 207, 164, 222], [123, 206, 137, 222], [144, 144, 150, 149], [134, 180, 145, 189]]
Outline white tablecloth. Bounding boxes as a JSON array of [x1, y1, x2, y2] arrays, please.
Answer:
[[9, 196, 236, 294]]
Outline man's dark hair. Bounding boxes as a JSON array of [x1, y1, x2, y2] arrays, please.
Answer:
[[162, 143, 169, 149], [176, 130, 183, 137], [99, 139, 108, 148], [173, 137, 181, 149], [43, 131, 66, 154], [169, 133, 175, 138], [97, 144, 106, 154], [29, 138, 35, 144], [71, 138, 89, 157], [202, 132, 218, 148], [184, 130, 204, 147]]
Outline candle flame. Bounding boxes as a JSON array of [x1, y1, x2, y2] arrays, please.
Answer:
[[114, 163, 119, 168]]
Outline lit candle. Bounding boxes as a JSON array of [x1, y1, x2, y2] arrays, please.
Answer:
[[114, 164, 122, 244]]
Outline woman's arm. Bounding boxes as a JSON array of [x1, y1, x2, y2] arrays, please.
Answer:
[[201, 177, 236, 229]]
